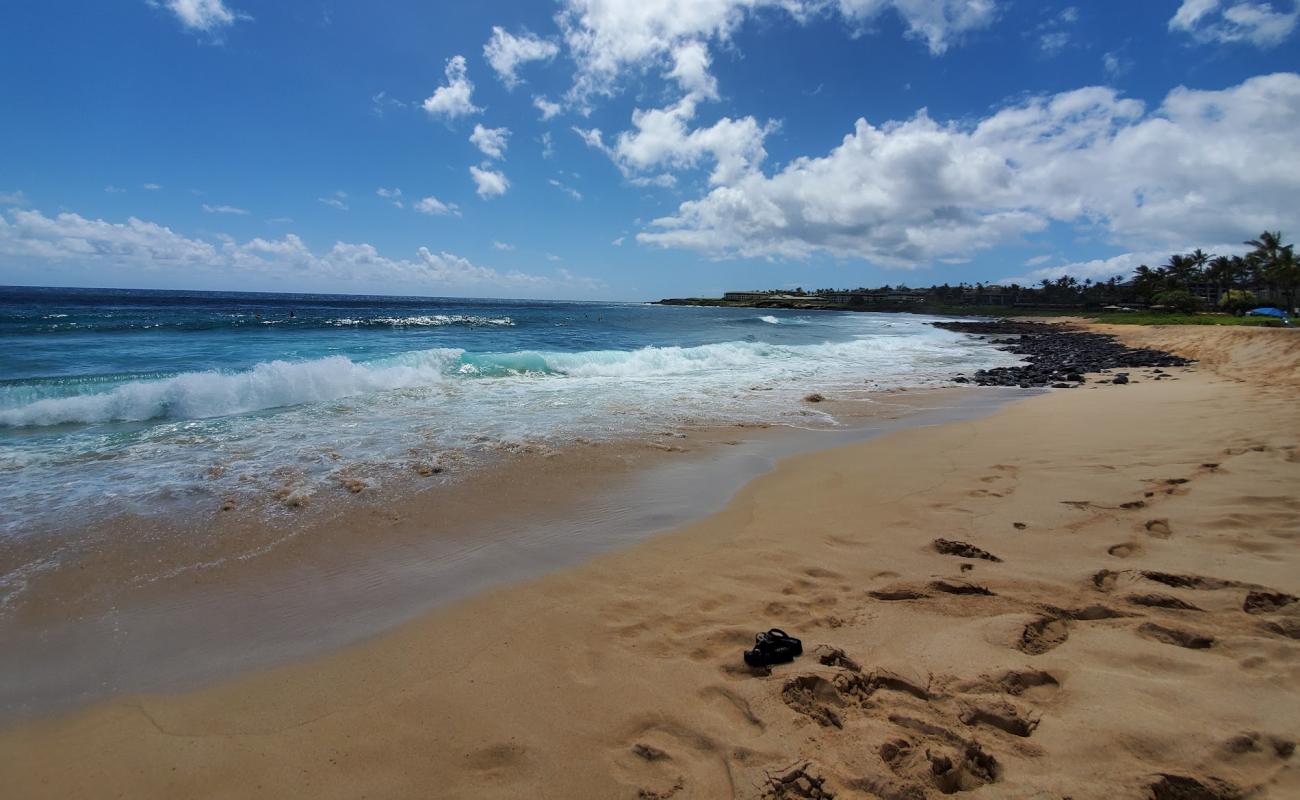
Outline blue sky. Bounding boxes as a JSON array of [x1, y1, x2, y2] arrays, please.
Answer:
[[1, 1, 1298, 300]]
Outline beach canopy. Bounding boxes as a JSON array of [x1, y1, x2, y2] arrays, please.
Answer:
[[1245, 307, 1289, 318]]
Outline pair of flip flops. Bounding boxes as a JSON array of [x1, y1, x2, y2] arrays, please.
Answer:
[[743, 628, 802, 667]]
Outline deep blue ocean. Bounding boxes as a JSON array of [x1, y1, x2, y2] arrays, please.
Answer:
[[0, 286, 1014, 533]]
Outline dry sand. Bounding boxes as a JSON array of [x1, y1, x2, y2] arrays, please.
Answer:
[[2, 323, 1298, 799]]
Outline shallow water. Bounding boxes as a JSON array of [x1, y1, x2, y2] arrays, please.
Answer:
[[0, 286, 1018, 536]]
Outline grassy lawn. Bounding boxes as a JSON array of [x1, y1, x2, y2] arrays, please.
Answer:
[[1084, 312, 1286, 326]]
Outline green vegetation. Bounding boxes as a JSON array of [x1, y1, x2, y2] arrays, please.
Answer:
[[1084, 312, 1283, 326], [662, 231, 1296, 326]]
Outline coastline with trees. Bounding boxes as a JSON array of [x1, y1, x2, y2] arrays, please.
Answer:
[[661, 231, 1297, 324]]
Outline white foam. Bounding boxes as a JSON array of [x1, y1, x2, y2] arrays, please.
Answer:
[[0, 350, 464, 427]]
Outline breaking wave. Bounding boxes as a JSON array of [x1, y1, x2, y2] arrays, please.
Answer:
[[0, 333, 968, 428]]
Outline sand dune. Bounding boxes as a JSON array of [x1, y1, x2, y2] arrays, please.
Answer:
[[2, 324, 1298, 799]]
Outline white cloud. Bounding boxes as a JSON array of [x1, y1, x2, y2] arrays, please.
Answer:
[[142, 183, 162, 191], [1002, 250, 1168, 286], [1169, 0, 1298, 47], [469, 124, 511, 159], [541, 131, 556, 158], [371, 91, 408, 117], [639, 73, 1300, 268], [414, 195, 460, 216], [1102, 50, 1131, 77], [202, 203, 249, 215], [492, 240, 515, 250], [558, 1, 997, 104], [151, 0, 247, 33], [1039, 31, 1070, 54], [1023, 254, 1051, 266], [533, 95, 563, 120], [376, 187, 403, 208], [611, 236, 625, 246], [0, 206, 597, 291], [549, 178, 583, 201], [104, 185, 126, 194], [1032, 5, 1077, 55], [0, 190, 28, 206], [483, 27, 560, 89], [576, 94, 772, 186], [422, 55, 482, 120], [835, 0, 999, 55], [546, 254, 562, 261], [666, 40, 717, 99], [469, 165, 510, 198], [318, 191, 349, 211]]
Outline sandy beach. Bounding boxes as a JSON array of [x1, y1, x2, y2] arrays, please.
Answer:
[[3, 322, 1299, 799]]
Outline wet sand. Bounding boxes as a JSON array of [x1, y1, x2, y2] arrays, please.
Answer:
[[1, 385, 1026, 720], [2, 324, 1299, 798]]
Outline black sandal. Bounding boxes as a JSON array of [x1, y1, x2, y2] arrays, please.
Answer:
[[743, 628, 803, 667]]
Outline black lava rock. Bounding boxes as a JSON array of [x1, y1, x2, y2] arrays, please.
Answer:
[[935, 320, 1193, 388]]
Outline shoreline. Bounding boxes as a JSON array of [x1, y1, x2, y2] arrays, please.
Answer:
[[3, 324, 1298, 799], [1, 385, 1031, 722]]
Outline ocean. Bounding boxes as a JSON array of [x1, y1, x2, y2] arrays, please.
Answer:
[[0, 286, 1016, 537]]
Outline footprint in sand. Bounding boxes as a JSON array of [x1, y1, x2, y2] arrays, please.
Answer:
[[1138, 622, 1215, 650], [1108, 542, 1144, 558], [1018, 617, 1069, 655], [762, 762, 835, 800], [1144, 519, 1173, 538], [875, 729, 1001, 795], [1243, 590, 1298, 614], [868, 587, 931, 601], [1147, 773, 1243, 800], [1126, 593, 1203, 611], [957, 699, 1040, 738], [930, 580, 996, 596]]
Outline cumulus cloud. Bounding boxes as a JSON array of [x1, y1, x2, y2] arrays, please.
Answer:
[[0, 190, 28, 206], [533, 95, 563, 120], [492, 240, 515, 250], [469, 165, 510, 198], [151, 0, 248, 33], [835, 0, 999, 55], [558, 0, 997, 104], [0, 207, 595, 291], [422, 55, 482, 120], [483, 27, 560, 89], [414, 195, 460, 216], [639, 73, 1300, 267], [470, 124, 511, 159], [1169, 0, 1298, 47], [576, 94, 773, 186], [376, 187, 403, 208]]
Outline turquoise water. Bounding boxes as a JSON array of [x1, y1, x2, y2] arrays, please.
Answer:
[[0, 286, 1015, 533]]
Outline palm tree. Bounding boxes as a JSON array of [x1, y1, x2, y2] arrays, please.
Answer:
[[1246, 231, 1295, 308], [1207, 255, 1234, 304], [1163, 254, 1199, 290], [1133, 264, 1163, 302]]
